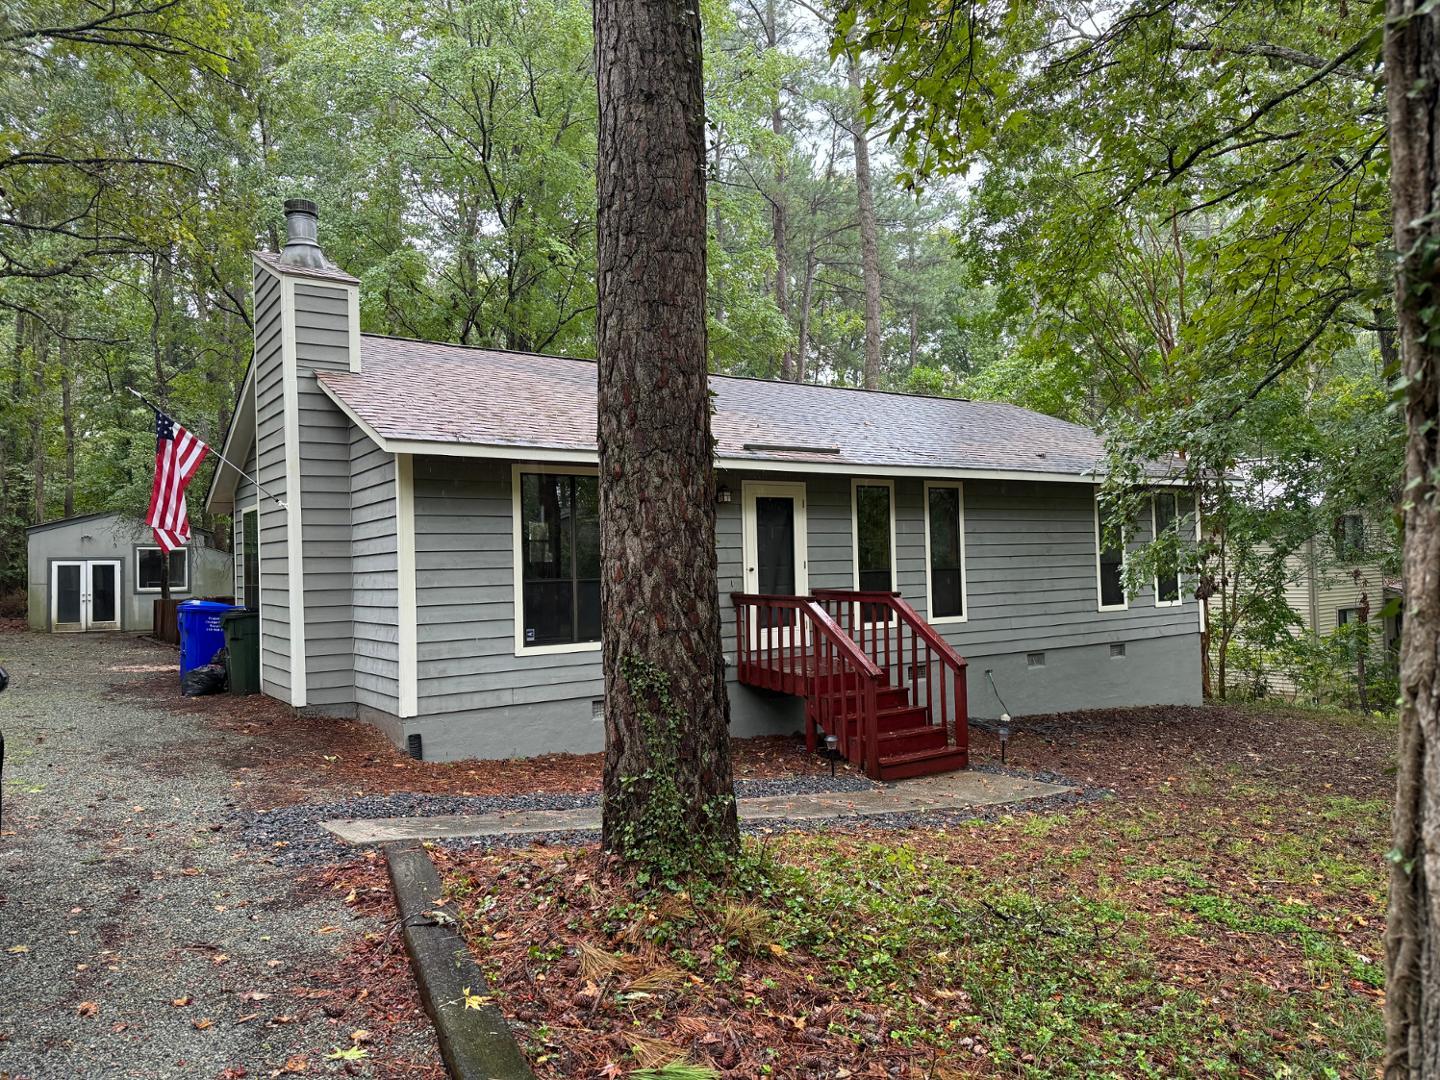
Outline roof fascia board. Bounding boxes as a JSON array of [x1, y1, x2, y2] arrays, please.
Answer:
[[203, 360, 257, 514]]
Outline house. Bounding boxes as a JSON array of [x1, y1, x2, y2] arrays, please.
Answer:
[[25, 511, 232, 633], [203, 201, 1205, 774], [1255, 511, 1401, 699]]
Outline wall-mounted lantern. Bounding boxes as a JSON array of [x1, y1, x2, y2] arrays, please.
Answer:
[[716, 484, 732, 505]]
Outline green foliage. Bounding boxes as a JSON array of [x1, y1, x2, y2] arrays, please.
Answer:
[[607, 655, 737, 883]]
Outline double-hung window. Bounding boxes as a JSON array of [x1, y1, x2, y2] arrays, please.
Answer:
[[1152, 491, 1194, 606], [1095, 494, 1127, 610], [516, 470, 600, 650], [924, 482, 966, 621]]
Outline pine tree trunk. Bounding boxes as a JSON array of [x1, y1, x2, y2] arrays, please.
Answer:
[[594, 0, 739, 866], [29, 325, 47, 524], [1385, 0, 1440, 1071], [848, 54, 883, 390], [60, 330, 74, 518], [766, 0, 794, 382]]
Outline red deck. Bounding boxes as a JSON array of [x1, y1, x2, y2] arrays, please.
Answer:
[[731, 591, 969, 781]]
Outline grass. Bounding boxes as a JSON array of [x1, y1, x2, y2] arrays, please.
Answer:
[[435, 702, 1394, 1078]]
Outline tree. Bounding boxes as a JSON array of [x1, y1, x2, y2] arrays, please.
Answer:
[[1383, 0, 1440, 1069], [593, 0, 740, 872]]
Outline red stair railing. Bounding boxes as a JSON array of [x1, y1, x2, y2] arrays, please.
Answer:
[[731, 593, 884, 777], [812, 589, 969, 758]]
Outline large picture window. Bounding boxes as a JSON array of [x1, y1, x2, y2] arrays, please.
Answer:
[[136, 546, 189, 592], [518, 471, 600, 649], [924, 483, 966, 621]]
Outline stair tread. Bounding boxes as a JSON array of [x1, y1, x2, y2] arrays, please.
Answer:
[[878, 745, 966, 764]]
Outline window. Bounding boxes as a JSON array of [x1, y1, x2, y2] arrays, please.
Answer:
[[516, 470, 600, 650], [236, 508, 259, 610], [1338, 607, 1364, 626], [1095, 495, 1127, 610], [852, 481, 895, 593], [136, 546, 188, 592], [1152, 491, 1193, 606], [1333, 514, 1366, 563], [924, 483, 966, 621]]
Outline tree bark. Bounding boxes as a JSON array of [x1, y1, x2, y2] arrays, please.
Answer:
[[1385, 0, 1440, 1072], [848, 53, 883, 390], [765, 0, 794, 382], [29, 323, 47, 524], [594, 0, 739, 866]]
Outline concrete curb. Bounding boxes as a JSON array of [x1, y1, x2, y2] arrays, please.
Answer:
[[384, 842, 537, 1080]]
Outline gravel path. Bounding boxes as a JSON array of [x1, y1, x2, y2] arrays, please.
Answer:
[[0, 630, 439, 1078]]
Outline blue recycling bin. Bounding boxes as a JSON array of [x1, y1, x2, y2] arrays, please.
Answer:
[[178, 600, 241, 677]]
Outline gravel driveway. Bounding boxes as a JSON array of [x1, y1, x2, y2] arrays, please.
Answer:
[[0, 630, 439, 1079]]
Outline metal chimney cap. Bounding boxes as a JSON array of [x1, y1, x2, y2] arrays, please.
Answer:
[[280, 197, 329, 269]]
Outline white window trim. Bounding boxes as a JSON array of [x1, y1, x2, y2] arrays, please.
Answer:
[[234, 506, 257, 606], [1094, 492, 1128, 612], [851, 477, 898, 593], [135, 545, 190, 594], [511, 463, 603, 657], [922, 480, 968, 624], [1152, 492, 1183, 608]]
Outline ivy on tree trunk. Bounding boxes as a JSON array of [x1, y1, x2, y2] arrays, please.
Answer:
[[593, 0, 740, 874], [1384, 0, 1440, 1071]]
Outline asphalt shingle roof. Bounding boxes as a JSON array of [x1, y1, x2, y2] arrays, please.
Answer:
[[314, 334, 1123, 478]]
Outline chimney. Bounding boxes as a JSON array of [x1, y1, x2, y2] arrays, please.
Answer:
[[280, 198, 330, 270]]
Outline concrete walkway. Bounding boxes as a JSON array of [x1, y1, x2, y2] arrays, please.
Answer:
[[322, 769, 1073, 845]]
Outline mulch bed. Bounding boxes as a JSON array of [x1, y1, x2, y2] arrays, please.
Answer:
[[109, 664, 855, 809], [309, 702, 1395, 1079]]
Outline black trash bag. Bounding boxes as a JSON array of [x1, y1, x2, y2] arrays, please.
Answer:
[[181, 663, 227, 697]]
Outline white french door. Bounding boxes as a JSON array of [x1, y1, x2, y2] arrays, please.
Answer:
[[51, 560, 121, 632]]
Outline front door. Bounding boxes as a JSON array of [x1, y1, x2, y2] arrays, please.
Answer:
[[742, 481, 809, 597], [51, 560, 121, 632], [742, 482, 809, 647]]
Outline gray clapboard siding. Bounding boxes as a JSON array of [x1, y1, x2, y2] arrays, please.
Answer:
[[253, 269, 292, 699], [403, 458, 1202, 756], [351, 428, 399, 714]]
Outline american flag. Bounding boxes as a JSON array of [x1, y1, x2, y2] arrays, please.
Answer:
[[146, 412, 210, 553]]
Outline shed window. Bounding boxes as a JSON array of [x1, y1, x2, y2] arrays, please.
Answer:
[[925, 484, 965, 620], [519, 472, 600, 648], [136, 547, 188, 592]]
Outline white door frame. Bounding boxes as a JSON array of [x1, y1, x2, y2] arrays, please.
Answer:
[[51, 559, 122, 632], [741, 480, 809, 597]]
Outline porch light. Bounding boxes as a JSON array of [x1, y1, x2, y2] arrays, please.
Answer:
[[716, 484, 732, 504]]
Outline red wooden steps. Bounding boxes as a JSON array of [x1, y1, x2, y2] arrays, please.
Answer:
[[875, 746, 970, 781]]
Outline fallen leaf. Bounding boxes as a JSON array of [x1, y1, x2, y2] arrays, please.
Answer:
[[193, 1018, 214, 1031], [77, 1001, 98, 1017], [171, 996, 192, 1007]]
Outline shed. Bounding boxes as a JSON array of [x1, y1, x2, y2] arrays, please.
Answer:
[[25, 512, 233, 633]]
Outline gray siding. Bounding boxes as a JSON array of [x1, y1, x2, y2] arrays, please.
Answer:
[[253, 270, 292, 699], [351, 430, 399, 713], [402, 461, 1202, 760]]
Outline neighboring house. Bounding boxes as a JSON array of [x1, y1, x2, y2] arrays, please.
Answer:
[[204, 202, 1205, 772], [25, 511, 232, 633]]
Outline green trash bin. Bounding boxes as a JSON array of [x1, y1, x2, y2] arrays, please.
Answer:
[[222, 609, 261, 695]]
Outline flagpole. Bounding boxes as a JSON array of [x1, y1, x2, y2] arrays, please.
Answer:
[[124, 386, 289, 511]]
